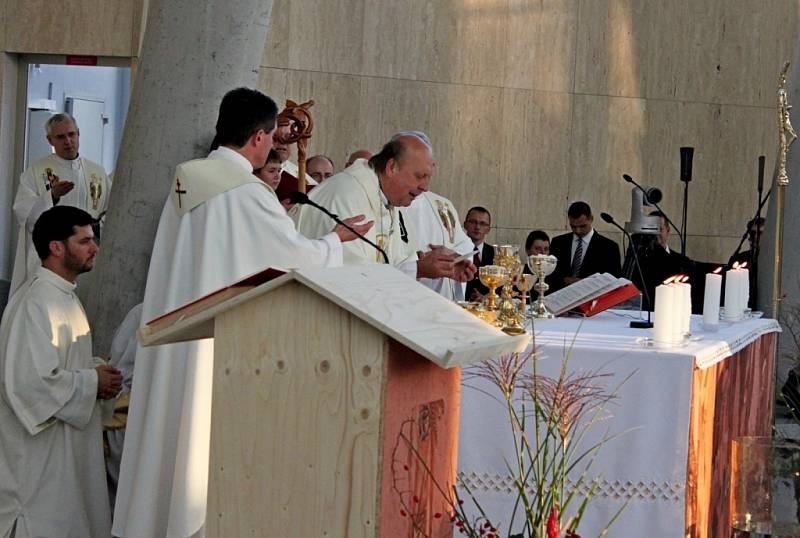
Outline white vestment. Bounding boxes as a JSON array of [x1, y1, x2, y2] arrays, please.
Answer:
[[112, 147, 343, 538], [105, 303, 142, 513], [10, 154, 111, 295], [295, 159, 417, 269], [403, 191, 474, 300], [0, 267, 112, 538]]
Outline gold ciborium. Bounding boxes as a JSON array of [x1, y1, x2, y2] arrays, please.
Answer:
[[494, 245, 526, 334], [528, 254, 558, 319], [478, 265, 507, 311]]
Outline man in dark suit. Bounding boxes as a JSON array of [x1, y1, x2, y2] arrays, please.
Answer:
[[547, 201, 621, 293], [463, 206, 495, 301]]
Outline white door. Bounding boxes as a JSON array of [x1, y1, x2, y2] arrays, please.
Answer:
[[66, 96, 105, 169]]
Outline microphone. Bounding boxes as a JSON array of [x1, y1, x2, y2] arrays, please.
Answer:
[[600, 212, 653, 328], [757, 155, 765, 193], [289, 191, 389, 264], [679, 147, 694, 183], [622, 174, 682, 240]]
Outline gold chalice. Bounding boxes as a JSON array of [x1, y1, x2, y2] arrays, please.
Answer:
[[479, 265, 507, 311], [516, 273, 535, 317]]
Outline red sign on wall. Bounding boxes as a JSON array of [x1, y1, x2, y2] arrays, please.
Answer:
[[66, 55, 98, 66]]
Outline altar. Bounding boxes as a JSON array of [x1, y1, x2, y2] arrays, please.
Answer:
[[457, 310, 780, 538]]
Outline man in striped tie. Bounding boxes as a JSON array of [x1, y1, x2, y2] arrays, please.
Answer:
[[547, 201, 621, 293]]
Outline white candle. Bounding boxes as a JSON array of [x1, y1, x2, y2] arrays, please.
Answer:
[[740, 267, 750, 311], [654, 281, 681, 344], [679, 279, 691, 336], [725, 268, 746, 321], [703, 271, 722, 331]]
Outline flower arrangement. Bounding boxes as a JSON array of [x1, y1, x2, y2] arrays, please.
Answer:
[[392, 344, 630, 538]]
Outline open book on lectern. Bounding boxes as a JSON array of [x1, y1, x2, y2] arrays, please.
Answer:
[[544, 272, 640, 316]]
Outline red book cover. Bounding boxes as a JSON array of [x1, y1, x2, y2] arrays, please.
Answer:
[[574, 282, 641, 317], [147, 266, 286, 327], [274, 170, 316, 202]]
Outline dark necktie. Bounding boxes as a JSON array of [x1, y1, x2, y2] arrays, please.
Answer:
[[473, 250, 481, 267], [571, 237, 583, 277]]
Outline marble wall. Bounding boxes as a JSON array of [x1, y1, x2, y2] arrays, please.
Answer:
[[258, 0, 799, 264], [0, 0, 796, 265]]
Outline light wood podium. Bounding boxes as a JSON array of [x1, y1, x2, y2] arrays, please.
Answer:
[[140, 264, 529, 537]]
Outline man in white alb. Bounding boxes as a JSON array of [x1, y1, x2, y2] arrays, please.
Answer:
[[112, 88, 372, 538], [296, 131, 476, 283], [10, 113, 112, 295], [0, 206, 122, 538], [403, 191, 474, 300]]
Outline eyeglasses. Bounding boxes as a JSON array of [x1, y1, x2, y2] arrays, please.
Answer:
[[465, 219, 490, 228]]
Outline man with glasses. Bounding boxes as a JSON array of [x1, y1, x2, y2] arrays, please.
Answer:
[[463, 206, 495, 301]]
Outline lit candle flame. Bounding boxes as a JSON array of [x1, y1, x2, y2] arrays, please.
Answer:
[[680, 275, 689, 283], [713, 267, 723, 274], [732, 261, 740, 269], [739, 261, 748, 269], [663, 275, 678, 285]]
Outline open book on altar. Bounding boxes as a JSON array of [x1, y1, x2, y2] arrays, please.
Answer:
[[544, 272, 640, 316]]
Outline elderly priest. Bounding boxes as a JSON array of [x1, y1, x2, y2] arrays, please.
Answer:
[[112, 88, 372, 538], [296, 131, 476, 283], [0, 206, 121, 538]]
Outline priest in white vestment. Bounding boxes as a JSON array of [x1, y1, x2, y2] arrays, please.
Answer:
[[10, 113, 112, 296], [0, 206, 121, 538], [296, 131, 477, 283], [403, 191, 474, 300], [112, 88, 372, 538]]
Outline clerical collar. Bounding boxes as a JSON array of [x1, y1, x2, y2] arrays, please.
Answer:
[[378, 184, 390, 209], [209, 146, 253, 173], [51, 153, 82, 171], [35, 266, 77, 293]]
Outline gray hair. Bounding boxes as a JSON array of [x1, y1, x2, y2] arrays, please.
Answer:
[[45, 113, 78, 136], [390, 130, 433, 151]]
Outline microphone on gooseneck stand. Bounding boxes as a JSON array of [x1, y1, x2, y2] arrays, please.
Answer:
[[601, 212, 654, 329], [288, 191, 390, 264]]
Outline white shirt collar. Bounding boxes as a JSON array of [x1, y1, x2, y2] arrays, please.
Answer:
[[52, 153, 82, 170], [208, 146, 253, 173], [575, 228, 594, 244], [35, 266, 76, 293]]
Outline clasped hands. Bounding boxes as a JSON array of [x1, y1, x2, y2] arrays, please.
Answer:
[[95, 364, 123, 400], [417, 245, 477, 281]]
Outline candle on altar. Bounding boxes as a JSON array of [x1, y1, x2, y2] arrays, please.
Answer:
[[739, 261, 750, 311], [725, 262, 747, 321], [654, 276, 682, 344], [702, 267, 722, 331], [677, 275, 691, 336]]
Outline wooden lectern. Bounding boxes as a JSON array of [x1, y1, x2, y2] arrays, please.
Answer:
[[140, 264, 529, 537]]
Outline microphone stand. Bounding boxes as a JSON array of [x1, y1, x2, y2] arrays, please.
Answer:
[[679, 147, 694, 257], [290, 193, 390, 264], [623, 174, 684, 242], [601, 212, 653, 328]]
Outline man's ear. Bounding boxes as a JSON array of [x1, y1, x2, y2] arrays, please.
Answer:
[[48, 240, 65, 259]]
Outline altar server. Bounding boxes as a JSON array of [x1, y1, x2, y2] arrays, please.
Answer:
[[112, 88, 372, 538], [10, 113, 112, 295], [403, 190, 474, 300], [0, 206, 120, 538], [296, 131, 476, 283]]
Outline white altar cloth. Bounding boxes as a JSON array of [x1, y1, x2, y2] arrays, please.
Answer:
[[457, 310, 780, 537]]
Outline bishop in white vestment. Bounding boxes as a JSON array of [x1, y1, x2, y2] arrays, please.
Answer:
[[403, 191, 474, 300], [113, 88, 371, 538], [10, 115, 111, 296]]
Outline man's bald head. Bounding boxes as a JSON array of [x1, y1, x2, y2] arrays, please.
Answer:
[[345, 149, 373, 168], [370, 132, 434, 207]]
